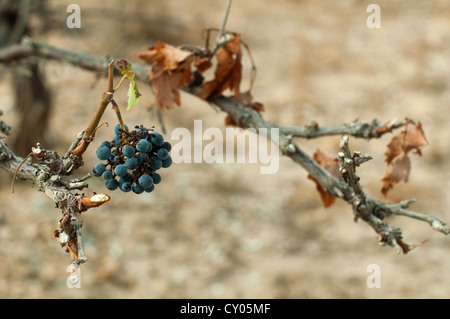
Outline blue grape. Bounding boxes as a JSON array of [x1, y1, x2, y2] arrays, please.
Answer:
[[94, 163, 106, 175], [125, 157, 138, 170], [114, 123, 129, 136], [106, 179, 119, 190], [150, 158, 162, 170], [162, 156, 172, 168], [139, 174, 153, 190], [119, 173, 132, 183], [123, 145, 135, 158], [137, 152, 149, 163], [112, 135, 120, 146], [144, 184, 155, 193], [101, 141, 111, 148], [102, 170, 113, 181], [96, 146, 111, 160], [111, 155, 120, 163], [136, 139, 151, 153], [160, 141, 172, 152], [114, 164, 128, 177], [150, 132, 164, 147], [156, 148, 169, 160], [151, 173, 161, 184], [120, 182, 131, 192], [131, 183, 144, 194], [92, 168, 102, 177]]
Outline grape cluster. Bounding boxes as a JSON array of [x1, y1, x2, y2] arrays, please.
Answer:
[[92, 124, 172, 194]]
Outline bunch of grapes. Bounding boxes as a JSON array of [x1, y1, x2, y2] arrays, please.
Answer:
[[92, 124, 172, 194]]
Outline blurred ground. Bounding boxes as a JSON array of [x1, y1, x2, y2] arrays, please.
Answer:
[[0, 0, 449, 298]]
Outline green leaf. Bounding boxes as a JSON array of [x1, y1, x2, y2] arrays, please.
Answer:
[[117, 59, 142, 111]]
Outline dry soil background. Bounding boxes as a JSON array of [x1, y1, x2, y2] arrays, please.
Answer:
[[0, 0, 449, 298]]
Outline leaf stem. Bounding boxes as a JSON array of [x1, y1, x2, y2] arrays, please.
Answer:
[[113, 75, 127, 92]]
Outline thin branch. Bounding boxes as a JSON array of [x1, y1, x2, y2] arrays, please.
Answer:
[[280, 118, 406, 139], [63, 130, 84, 159], [10, 151, 32, 193], [218, 0, 232, 42], [156, 106, 167, 135], [370, 199, 450, 235]]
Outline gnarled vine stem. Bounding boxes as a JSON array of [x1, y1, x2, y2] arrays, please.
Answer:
[[0, 38, 448, 255]]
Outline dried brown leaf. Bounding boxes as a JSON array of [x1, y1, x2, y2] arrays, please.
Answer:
[[384, 122, 428, 164], [194, 57, 213, 73], [308, 149, 342, 208], [198, 34, 242, 99], [136, 42, 194, 109], [381, 152, 411, 196], [382, 121, 428, 195]]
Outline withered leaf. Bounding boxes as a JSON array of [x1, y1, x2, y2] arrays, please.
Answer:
[[308, 149, 342, 208], [194, 57, 213, 74], [198, 34, 242, 100], [381, 152, 411, 196], [381, 122, 428, 195], [136, 42, 194, 109], [384, 122, 428, 164]]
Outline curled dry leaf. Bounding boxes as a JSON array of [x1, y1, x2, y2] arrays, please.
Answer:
[[308, 149, 342, 208], [381, 122, 428, 195], [194, 57, 213, 74], [198, 34, 242, 100], [381, 153, 411, 195], [384, 122, 428, 164], [136, 42, 194, 109]]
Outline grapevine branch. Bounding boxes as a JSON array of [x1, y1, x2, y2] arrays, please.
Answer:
[[0, 56, 119, 264], [0, 136, 110, 263], [71, 60, 115, 157], [0, 38, 448, 254]]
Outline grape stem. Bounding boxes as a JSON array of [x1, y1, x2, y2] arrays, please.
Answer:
[[109, 98, 127, 143], [72, 60, 116, 157]]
